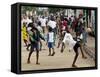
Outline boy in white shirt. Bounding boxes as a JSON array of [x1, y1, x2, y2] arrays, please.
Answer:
[[61, 30, 86, 67], [47, 27, 55, 56], [47, 18, 57, 46], [40, 16, 47, 33]]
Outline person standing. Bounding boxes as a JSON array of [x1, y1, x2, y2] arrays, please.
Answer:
[[82, 17, 88, 45], [47, 17, 57, 33], [62, 18, 68, 31], [36, 21, 44, 51], [47, 17, 57, 45], [40, 16, 47, 34], [22, 22, 28, 47], [47, 27, 55, 56]]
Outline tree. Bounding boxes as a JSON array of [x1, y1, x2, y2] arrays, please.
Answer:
[[21, 6, 37, 14], [48, 8, 63, 14]]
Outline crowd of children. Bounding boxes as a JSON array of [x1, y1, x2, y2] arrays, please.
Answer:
[[21, 12, 89, 67]]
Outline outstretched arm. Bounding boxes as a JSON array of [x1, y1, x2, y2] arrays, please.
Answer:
[[39, 32, 45, 41]]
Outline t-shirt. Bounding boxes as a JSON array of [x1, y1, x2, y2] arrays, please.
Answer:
[[62, 32, 76, 49], [40, 18, 46, 27], [47, 20, 56, 29], [47, 32, 54, 42]]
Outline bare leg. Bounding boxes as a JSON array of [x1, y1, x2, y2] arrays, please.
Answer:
[[27, 45, 34, 64], [36, 48, 40, 65], [40, 41, 42, 51], [57, 39, 61, 48], [80, 45, 87, 59], [72, 46, 79, 67], [63, 43, 65, 50], [24, 39, 28, 46], [26, 44, 31, 51], [51, 48, 55, 56], [61, 42, 64, 53], [48, 48, 51, 56]]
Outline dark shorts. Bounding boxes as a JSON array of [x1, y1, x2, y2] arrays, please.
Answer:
[[48, 42, 54, 48], [30, 43, 39, 51], [73, 42, 81, 53]]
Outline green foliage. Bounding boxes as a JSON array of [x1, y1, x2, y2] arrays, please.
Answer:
[[48, 8, 63, 13], [21, 6, 36, 14]]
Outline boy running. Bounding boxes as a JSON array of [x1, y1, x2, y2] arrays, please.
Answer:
[[61, 30, 86, 67]]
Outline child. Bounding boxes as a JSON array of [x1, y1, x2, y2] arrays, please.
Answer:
[[82, 28, 88, 46], [47, 17, 57, 44], [40, 16, 47, 34], [27, 27, 45, 65], [36, 21, 44, 51], [22, 22, 28, 47], [61, 30, 86, 68], [57, 30, 66, 48], [47, 27, 55, 56], [57, 26, 68, 48], [76, 32, 87, 59], [62, 18, 68, 31]]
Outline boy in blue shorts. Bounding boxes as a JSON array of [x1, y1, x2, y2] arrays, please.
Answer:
[[47, 27, 55, 56]]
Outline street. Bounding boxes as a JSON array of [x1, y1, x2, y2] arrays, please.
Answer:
[[21, 35, 95, 71]]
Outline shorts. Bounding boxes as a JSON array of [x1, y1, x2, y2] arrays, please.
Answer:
[[73, 42, 81, 53], [48, 42, 54, 48], [30, 43, 39, 51]]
